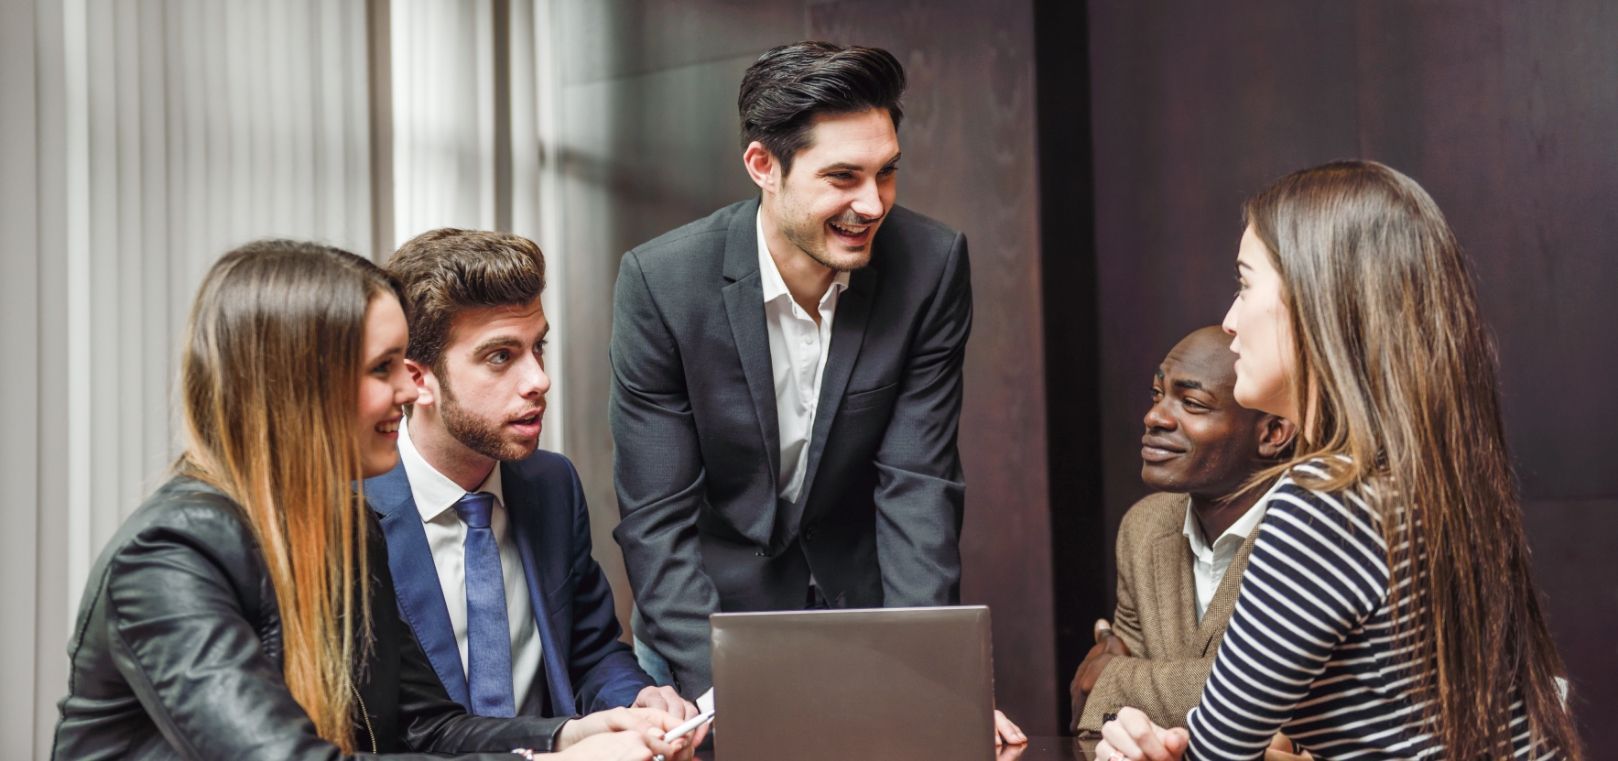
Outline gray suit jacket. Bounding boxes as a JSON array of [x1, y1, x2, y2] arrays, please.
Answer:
[[1076, 492, 1258, 732], [610, 199, 971, 696]]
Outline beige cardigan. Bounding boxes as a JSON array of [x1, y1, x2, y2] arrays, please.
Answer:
[[1076, 491, 1259, 732]]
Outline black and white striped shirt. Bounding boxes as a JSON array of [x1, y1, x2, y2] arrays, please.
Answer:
[[1184, 460, 1556, 760]]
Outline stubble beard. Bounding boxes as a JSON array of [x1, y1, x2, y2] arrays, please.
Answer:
[[782, 215, 873, 273], [438, 374, 534, 463]]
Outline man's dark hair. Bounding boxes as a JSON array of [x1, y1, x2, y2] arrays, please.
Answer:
[[738, 41, 906, 176], [385, 228, 545, 373]]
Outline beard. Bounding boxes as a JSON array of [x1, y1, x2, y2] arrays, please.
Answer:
[[438, 373, 535, 463], [776, 204, 880, 273]]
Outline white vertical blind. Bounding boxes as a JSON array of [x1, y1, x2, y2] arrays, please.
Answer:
[[13, 1, 376, 757], [6, 2, 593, 756]]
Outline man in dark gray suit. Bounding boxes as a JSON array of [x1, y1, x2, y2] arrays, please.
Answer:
[[610, 41, 972, 699]]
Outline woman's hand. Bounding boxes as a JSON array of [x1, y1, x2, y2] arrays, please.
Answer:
[[1094, 706, 1187, 761], [556, 707, 700, 760], [994, 709, 1028, 746]]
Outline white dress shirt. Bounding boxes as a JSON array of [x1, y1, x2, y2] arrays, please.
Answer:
[[1181, 494, 1268, 622], [397, 418, 542, 706], [758, 211, 850, 503]]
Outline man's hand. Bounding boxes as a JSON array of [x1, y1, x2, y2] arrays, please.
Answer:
[[1095, 706, 1187, 761], [993, 709, 1027, 746], [1070, 618, 1132, 729], [552, 726, 690, 761], [557, 706, 701, 759], [632, 685, 701, 721]]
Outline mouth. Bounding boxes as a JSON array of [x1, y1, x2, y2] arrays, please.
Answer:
[[827, 218, 876, 248], [508, 409, 544, 438], [1140, 435, 1186, 463], [375, 415, 402, 437]]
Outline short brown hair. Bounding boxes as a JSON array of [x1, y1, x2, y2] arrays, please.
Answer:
[[385, 228, 546, 372]]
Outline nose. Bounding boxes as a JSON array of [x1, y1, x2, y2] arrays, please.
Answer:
[[850, 179, 884, 220], [521, 354, 551, 398], [394, 373, 419, 406], [1222, 298, 1239, 337], [1143, 395, 1175, 432]]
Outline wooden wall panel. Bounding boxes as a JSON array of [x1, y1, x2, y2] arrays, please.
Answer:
[[807, 0, 1055, 733], [1085, 0, 1618, 747], [553, 0, 1056, 733]]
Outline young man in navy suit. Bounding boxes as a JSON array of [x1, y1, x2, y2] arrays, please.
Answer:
[[367, 228, 696, 720]]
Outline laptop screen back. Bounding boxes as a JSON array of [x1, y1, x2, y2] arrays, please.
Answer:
[[710, 606, 995, 761]]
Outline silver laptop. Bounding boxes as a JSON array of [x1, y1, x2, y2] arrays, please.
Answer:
[[710, 605, 996, 761]]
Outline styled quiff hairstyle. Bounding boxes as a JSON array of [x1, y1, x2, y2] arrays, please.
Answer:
[[737, 40, 906, 176], [1243, 160, 1581, 759], [179, 240, 395, 752], [385, 228, 547, 373]]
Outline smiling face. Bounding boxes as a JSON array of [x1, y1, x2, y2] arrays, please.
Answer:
[[1140, 327, 1273, 495], [357, 292, 418, 477], [1223, 226, 1299, 420], [750, 107, 900, 272], [420, 296, 551, 465]]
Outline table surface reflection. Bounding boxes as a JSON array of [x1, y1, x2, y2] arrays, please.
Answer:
[[694, 736, 1098, 760]]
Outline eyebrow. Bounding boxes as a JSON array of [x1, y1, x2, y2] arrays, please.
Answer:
[[367, 346, 404, 364], [1172, 378, 1207, 392], [470, 336, 523, 356], [469, 327, 549, 358], [817, 153, 902, 174]]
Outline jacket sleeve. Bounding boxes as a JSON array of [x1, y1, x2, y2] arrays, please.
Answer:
[[609, 249, 723, 698], [871, 232, 972, 606], [1079, 655, 1214, 731], [553, 456, 656, 711], [102, 510, 552, 760], [1077, 498, 1211, 732]]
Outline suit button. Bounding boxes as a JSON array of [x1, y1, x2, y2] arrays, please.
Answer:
[[755, 548, 770, 557], [803, 526, 816, 542]]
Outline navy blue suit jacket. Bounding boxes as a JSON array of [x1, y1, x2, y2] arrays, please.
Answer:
[[365, 449, 652, 717]]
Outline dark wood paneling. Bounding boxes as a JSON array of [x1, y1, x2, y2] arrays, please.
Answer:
[[1085, 0, 1618, 747], [558, 0, 1056, 733], [807, 1, 1057, 734], [1523, 498, 1618, 751], [1034, 0, 1107, 734]]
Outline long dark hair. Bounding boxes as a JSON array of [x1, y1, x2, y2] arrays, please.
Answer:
[[1242, 160, 1581, 758]]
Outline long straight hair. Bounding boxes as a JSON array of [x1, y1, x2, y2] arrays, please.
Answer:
[[178, 241, 396, 751], [1242, 161, 1581, 758]]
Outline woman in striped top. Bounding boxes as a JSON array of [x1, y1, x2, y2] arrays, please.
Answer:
[[1096, 161, 1582, 760]]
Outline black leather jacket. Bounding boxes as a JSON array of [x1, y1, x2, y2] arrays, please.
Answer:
[[52, 475, 568, 759]]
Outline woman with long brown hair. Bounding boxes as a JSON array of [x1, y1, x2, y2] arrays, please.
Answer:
[[53, 241, 698, 760], [1097, 161, 1581, 760]]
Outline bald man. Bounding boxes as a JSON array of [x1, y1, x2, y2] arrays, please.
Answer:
[[1071, 326, 1297, 733]]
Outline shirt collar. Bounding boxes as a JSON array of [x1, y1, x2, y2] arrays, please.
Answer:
[[1181, 490, 1270, 559], [756, 209, 850, 308], [398, 415, 505, 523]]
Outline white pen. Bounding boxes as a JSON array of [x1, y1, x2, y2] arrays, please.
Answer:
[[660, 709, 716, 742]]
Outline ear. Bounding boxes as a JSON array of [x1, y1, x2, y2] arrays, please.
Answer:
[[1256, 414, 1298, 459], [406, 358, 438, 409], [742, 141, 778, 192]]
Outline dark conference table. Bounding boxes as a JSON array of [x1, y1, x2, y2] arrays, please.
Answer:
[[694, 736, 1100, 760]]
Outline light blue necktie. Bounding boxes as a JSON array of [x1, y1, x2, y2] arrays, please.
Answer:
[[455, 491, 516, 717]]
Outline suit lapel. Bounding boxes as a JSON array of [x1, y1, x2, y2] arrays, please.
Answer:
[[1152, 518, 1199, 655], [720, 200, 781, 536], [365, 463, 469, 707], [502, 462, 572, 716], [791, 268, 876, 532], [1196, 528, 1260, 654]]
